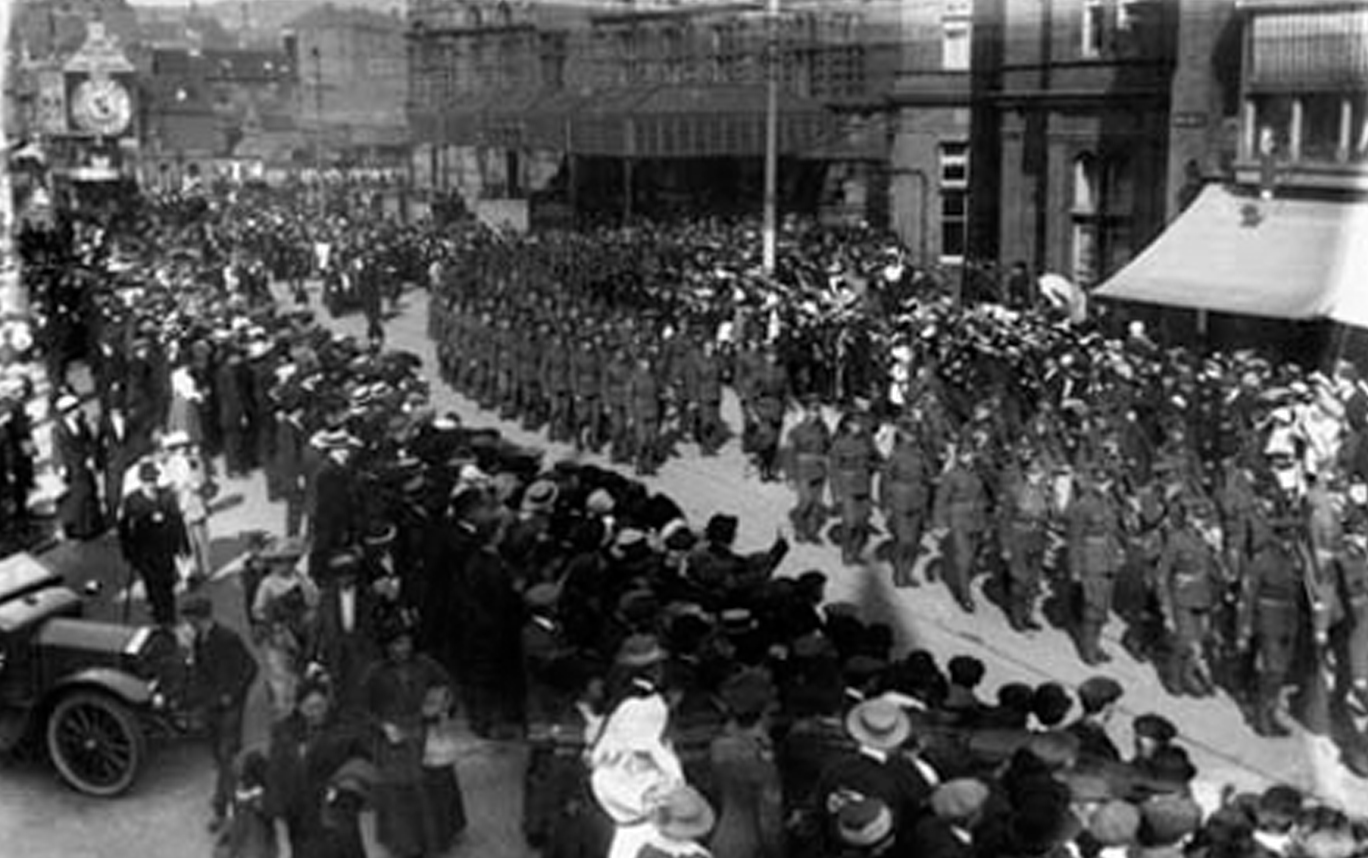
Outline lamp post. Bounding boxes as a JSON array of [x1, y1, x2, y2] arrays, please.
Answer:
[[311, 45, 324, 215], [761, 0, 779, 275]]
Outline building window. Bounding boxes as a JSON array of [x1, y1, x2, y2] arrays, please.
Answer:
[[1353, 94, 1368, 163], [1070, 153, 1134, 286], [1071, 155, 1101, 285], [1082, 0, 1107, 58], [940, 142, 969, 262], [1253, 94, 1295, 158], [942, 0, 971, 71]]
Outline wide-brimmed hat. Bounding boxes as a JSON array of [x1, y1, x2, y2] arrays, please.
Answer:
[[845, 698, 912, 751], [652, 785, 715, 842], [616, 633, 666, 668], [522, 480, 559, 513], [836, 797, 895, 847], [161, 430, 191, 449], [54, 393, 80, 413]]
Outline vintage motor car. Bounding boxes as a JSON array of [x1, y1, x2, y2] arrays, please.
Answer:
[[0, 552, 191, 796]]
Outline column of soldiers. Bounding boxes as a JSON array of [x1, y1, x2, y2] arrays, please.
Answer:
[[418, 220, 1368, 753]]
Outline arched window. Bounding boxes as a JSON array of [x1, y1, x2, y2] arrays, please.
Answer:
[[495, 1, 512, 27], [1071, 153, 1100, 285], [465, 5, 482, 28]]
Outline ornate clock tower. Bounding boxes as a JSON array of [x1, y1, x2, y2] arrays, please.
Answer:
[[61, 21, 138, 182]]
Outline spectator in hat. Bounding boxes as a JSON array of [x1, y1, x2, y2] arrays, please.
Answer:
[[252, 540, 319, 719], [264, 679, 369, 858], [309, 550, 379, 721], [831, 797, 896, 857], [118, 459, 189, 625], [816, 697, 937, 852], [640, 785, 716, 858], [162, 430, 212, 582], [53, 391, 106, 540], [590, 645, 685, 858], [709, 669, 783, 858], [360, 616, 457, 858], [456, 510, 524, 738], [184, 594, 258, 833], [909, 778, 990, 858], [1030, 683, 1074, 732], [306, 428, 361, 574], [1065, 677, 1123, 763], [1137, 794, 1204, 858], [1084, 800, 1142, 858]]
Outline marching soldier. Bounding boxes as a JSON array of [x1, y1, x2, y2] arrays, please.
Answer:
[[998, 455, 1051, 629], [515, 323, 545, 430], [603, 344, 634, 464], [749, 344, 789, 482], [628, 353, 662, 477], [1154, 499, 1226, 696], [880, 420, 931, 588], [571, 334, 604, 452], [1237, 516, 1305, 736], [786, 396, 831, 545], [935, 447, 988, 613], [683, 337, 726, 456], [543, 330, 574, 442], [1067, 468, 1126, 665], [829, 412, 881, 566]]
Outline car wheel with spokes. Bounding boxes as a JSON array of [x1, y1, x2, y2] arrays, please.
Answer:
[[46, 690, 145, 797]]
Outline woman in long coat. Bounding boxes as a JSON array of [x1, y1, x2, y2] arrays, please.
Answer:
[[708, 671, 784, 858], [361, 619, 463, 858], [52, 393, 104, 539], [265, 680, 368, 858]]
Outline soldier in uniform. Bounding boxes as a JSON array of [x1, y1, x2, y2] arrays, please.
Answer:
[[515, 323, 544, 430], [1067, 468, 1126, 665], [998, 455, 1051, 629], [935, 447, 988, 613], [786, 396, 831, 545], [628, 353, 663, 477], [1154, 499, 1226, 696], [571, 334, 604, 452], [880, 421, 931, 588], [749, 345, 789, 482], [829, 412, 881, 566], [603, 344, 634, 464], [1237, 516, 1305, 736], [684, 337, 726, 456], [543, 331, 574, 442]]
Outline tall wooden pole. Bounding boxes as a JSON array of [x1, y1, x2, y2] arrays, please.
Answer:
[[0, 0, 30, 365], [761, 0, 779, 275]]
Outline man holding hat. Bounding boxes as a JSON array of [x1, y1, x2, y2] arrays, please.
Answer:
[[184, 594, 258, 832]]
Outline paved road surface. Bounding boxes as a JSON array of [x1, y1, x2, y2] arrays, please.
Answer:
[[4, 279, 1365, 858]]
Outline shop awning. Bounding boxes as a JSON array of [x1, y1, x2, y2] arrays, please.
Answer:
[[1095, 184, 1368, 327]]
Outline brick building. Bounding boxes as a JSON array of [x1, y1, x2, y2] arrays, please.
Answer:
[[1095, 0, 1368, 355], [142, 47, 300, 190], [887, 0, 974, 265], [406, 0, 900, 225], [290, 4, 410, 168]]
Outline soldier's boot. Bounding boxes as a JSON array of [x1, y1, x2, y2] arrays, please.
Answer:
[[1079, 623, 1111, 665], [1182, 651, 1216, 698], [841, 525, 862, 566], [891, 551, 916, 588], [1254, 676, 1291, 737]]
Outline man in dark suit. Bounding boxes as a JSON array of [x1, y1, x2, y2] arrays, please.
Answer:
[[118, 461, 188, 625], [310, 552, 379, 720], [184, 595, 258, 831], [307, 430, 360, 578]]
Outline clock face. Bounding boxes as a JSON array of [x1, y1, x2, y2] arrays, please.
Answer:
[[72, 78, 133, 136]]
